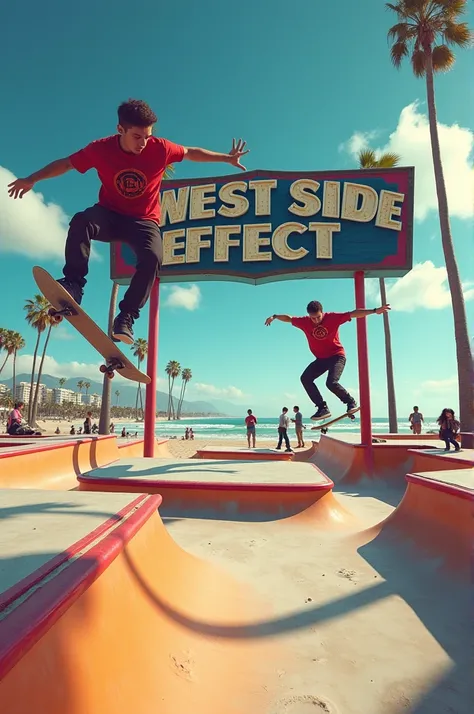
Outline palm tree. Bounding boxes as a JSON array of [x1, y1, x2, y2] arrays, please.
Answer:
[[115, 390, 120, 405], [0, 328, 13, 377], [132, 338, 148, 420], [386, 0, 473, 440], [77, 380, 84, 394], [84, 381, 91, 395], [358, 149, 400, 433], [24, 294, 52, 422], [29, 313, 57, 427], [165, 360, 181, 419], [99, 282, 119, 434], [8, 331, 26, 401], [177, 368, 193, 419], [58, 377, 66, 388]]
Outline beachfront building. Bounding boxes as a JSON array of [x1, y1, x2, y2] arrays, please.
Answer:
[[0, 384, 9, 395], [52, 388, 83, 406], [83, 393, 102, 408], [14, 382, 48, 405]]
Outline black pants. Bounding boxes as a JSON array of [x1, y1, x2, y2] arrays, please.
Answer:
[[300, 355, 352, 407], [441, 429, 459, 450], [63, 204, 163, 319], [277, 427, 291, 450]]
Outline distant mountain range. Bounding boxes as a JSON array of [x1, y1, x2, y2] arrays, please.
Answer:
[[0, 373, 242, 415]]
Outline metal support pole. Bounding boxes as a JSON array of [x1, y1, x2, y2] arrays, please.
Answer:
[[144, 278, 160, 457], [354, 271, 373, 473]]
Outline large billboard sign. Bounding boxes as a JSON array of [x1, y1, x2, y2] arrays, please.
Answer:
[[110, 167, 414, 285]]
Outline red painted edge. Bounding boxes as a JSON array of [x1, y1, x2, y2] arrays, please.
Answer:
[[118, 438, 144, 449], [196, 450, 293, 461], [407, 448, 474, 467], [0, 494, 162, 680], [319, 436, 443, 452], [0, 495, 148, 612], [406, 473, 474, 501], [0, 434, 116, 460]]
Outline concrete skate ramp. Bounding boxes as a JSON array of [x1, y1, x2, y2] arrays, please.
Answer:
[[0, 489, 275, 714], [311, 435, 447, 488], [353, 468, 473, 575], [0, 437, 169, 491], [78, 457, 359, 527]]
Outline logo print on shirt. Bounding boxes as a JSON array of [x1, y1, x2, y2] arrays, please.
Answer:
[[312, 325, 328, 340], [115, 169, 147, 199]]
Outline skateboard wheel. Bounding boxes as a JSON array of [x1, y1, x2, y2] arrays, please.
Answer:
[[99, 364, 107, 374], [106, 371, 114, 380]]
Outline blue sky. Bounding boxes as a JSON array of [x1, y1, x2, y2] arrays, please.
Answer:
[[1, 0, 473, 419]]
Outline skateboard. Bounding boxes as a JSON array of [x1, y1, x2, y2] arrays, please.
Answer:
[[33, 267, 150, 385], [311, 407, 361, 434]]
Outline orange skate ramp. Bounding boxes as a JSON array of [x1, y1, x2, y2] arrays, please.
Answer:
[[77, 457, 358, 528], [0, 489, 276, 714], [0, 435, 120, 490], [353, 469, 474, 574], [312, 435, 447, 487]]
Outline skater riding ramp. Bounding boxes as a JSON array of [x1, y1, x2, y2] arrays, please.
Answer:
[[0, 489, 275, 714]]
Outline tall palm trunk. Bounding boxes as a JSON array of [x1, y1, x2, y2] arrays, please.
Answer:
[[177, 381, 186, 419], [30, 325, 53, 427], [167, 375, 172, 420], [28, 331, 42, 423], [425, 51, 474, 442], [0, 353, 9, 376], [170, 377, 177, 419], [12, 351, 18, 400], [379, 278, 398, 433], [99, 283, 119, 434]]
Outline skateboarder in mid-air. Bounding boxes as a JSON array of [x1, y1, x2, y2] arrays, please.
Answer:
[[265, 300, 390, 420], [7, 99, 249, 344]]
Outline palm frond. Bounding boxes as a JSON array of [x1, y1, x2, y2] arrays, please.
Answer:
[[388, 21, 415, 41], [411, 47, 427, 76], [432, 44, 456, 71], [443, 21, 473, 47], [376, 152, 401, 168], [390, 40, 409, 67], [358, 149, 378, 168]]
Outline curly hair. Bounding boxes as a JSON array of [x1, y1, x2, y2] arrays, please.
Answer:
[[117, 99, 157, 129], [306, 300, 323, 314]]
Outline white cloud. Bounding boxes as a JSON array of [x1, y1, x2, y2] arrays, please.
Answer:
[[0, 353, 129, 384], [341, 101, 474, 221], [373, 260, 474, 312], [420, 376, 457, 392], [163, 284, 201, 310], [0, 166, 71, 259], [192, 382, 247, 400], [53, 325, 76, 341]]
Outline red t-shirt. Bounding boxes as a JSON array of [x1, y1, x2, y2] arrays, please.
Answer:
[[245, 414, 257, 427], [291, 312, 352, 359], [69, 135, 185, 222]]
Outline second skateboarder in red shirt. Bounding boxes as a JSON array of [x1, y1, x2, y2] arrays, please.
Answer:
[[265, 300, 390, 420]]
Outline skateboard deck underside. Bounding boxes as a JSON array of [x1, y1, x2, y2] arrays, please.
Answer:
[[33, 267, 150, 385], [311, 407, 361, 431]]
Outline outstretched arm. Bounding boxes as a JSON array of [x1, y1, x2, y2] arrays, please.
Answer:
[[183, 138, 249, 171], [265, 314, 292, 326], [350, 305, 391, 319], [8, 157, 73, 198]]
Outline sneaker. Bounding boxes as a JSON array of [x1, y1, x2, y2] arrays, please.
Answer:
[[346, 398, 358, 414], [285, 448, 293, 453], [311, 405, 331, 421], [112, 312, 135, 345], [56, 278, 84, 305]]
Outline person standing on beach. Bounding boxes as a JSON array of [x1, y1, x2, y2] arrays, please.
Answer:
[[291, 406, 305, 448], [7, 99, 249, 344], [245, 409, 257, 448], [409, 406, 424, 434], [277, 407, 292, 452], [265, 300, 390, 420]]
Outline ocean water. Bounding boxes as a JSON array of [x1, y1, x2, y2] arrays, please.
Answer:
[[118, 416, 440, 440]]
